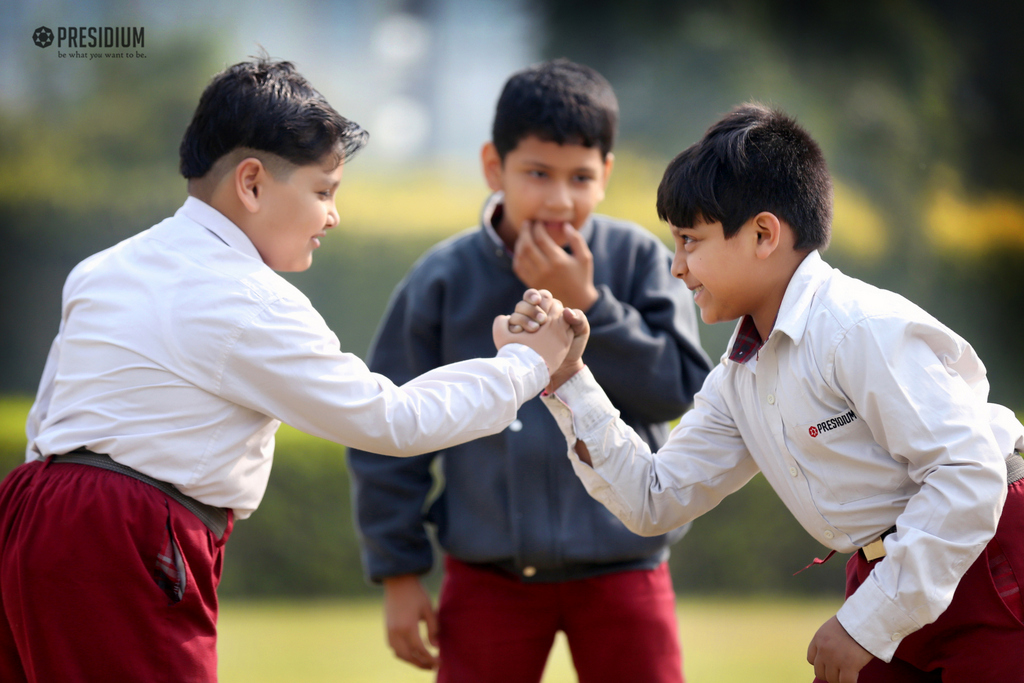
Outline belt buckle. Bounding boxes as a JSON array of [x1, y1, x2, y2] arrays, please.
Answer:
[[861, 537, 887, 561]]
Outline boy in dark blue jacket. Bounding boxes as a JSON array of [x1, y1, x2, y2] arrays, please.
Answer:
[[348, 60, 711, 682]]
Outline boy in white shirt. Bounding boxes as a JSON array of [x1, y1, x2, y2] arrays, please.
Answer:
[[0, 57, 580, 683], [513, 103, 1024, 682]]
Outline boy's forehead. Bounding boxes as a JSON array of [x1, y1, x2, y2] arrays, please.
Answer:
[[509, 135, 605, 166]]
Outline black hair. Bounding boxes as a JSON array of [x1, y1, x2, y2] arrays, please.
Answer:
[[179, 56, 368, 179], [492, 58, 618, 160], [656, 103, 832, 251]]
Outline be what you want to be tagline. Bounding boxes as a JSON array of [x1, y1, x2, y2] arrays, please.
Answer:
[[32, 25, 146, 60]]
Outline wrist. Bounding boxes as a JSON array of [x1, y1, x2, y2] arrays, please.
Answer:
[[568, 285, 600, 313], [547, 360, 585, 393]]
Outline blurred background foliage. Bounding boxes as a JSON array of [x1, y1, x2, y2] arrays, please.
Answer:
[[1, 0, 1021, 598]]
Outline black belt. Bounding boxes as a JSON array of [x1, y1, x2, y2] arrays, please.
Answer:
[[1007, 449, 1024, 485], [50, 449, 230, 537]]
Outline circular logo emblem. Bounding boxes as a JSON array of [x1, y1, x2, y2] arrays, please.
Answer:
[[808, 426, 819, 438], [32, 26, 54, 48]]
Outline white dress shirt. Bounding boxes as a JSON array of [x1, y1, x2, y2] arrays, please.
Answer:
[[26, 197, 549, 519], [542, 249, 1024, 661]]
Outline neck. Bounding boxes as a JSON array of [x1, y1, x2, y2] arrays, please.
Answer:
[[750, 250, 809, 340]]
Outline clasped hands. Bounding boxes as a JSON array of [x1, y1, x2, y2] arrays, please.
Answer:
[[493, 288, 589, 392]]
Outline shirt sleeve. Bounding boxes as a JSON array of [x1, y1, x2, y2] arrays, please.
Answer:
[[831, 316, 1007, 661], [541, 365, 760, 537], [217, 295, 549, 457]]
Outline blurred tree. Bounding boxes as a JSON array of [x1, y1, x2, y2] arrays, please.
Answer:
[[0, 36, 223, 391], [530, 0, 1024, 408]]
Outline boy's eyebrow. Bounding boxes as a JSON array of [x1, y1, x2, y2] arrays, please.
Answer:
[[519, 159, 599, 175]]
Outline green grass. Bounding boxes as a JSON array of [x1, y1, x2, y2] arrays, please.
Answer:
[[218, 597, 841, 683]]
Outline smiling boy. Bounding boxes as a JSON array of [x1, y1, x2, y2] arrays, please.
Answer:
[[0, 57, 578, 683], [523, 103, 1024, 682], [348, 59, 710, 682]]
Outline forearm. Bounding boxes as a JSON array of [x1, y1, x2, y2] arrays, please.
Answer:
[[542, 366, 757, 536]]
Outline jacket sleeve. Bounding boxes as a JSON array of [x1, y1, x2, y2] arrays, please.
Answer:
[[584, 229, 711, 423], [346, 272, 445, 582]]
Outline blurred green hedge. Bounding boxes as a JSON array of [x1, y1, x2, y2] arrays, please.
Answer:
[[0, 396, 847, 598]]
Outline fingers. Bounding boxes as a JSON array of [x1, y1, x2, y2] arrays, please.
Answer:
[[529, 219, 565, 259], [388, 625, 438, 670], [507, 289, 554, 333], [564, 223, 591, 260], [527, 287, 555, 312]]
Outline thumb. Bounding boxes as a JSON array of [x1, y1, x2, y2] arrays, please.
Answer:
[[493, 315, 510, 347], [424, 604, 439, 648]]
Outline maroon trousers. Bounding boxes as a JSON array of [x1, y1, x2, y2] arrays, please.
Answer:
[[437, 556, 684, 683], [0, 458, 232, 682], [817, 479, 1024, 682]]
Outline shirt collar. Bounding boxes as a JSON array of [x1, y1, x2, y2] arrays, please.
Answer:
[[177, 196, 264, 262], [726, 250, 833, 364], [771, 249, 833, 346]]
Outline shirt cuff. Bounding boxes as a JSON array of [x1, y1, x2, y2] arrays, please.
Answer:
[[497, 343, 550, 400], [548, 365, 619, 439], [836, 570, 923, 662]]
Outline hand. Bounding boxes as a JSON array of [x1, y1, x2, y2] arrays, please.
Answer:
[[382, 575, 439, 670], [807, 615, 873, 683], [493, 293, 574, 374], [513, 220, 599, 311], [547, 306, 589, 392], [506, 289, 590, 391]]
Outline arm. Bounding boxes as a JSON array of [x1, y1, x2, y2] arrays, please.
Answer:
[[215, 290, 571, 457], [541, 364, 760, 537], [827, 318, 1007, 663]]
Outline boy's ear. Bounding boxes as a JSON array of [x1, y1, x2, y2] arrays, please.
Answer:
[[234, 157, 267, 214], [594, 152, 614, 203], [752, 211, 783, 260], [481, 142, 504, 192]]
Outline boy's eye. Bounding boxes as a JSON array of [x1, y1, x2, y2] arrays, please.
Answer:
[[573, 175, 594, 183], [527, 170, 548, 178]]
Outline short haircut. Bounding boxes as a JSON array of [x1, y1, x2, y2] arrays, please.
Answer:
[[492, 59, 618, 160], [179, 57, 368, 179], [656, 103, 833, 251]]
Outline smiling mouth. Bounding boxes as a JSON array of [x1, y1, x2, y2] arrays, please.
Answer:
[[691, 284, 705, 300]]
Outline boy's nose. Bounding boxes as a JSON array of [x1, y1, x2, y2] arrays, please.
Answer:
[[545, 182, 572, 210], [671, 249, 687, 280], [326, 202, 339, 228]]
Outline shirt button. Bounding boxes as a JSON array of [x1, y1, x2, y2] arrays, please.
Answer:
[[789, 466, 798, 477], [766, 394, 776, 405], [495, 248, 504, 257], [509, 419, 523, 432], [891, 632, 902, 641], [823, 530, 834, 540], [522, 566, 537, 577]]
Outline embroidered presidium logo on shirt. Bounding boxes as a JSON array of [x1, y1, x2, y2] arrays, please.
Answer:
[[809, 410, 858, 438]]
